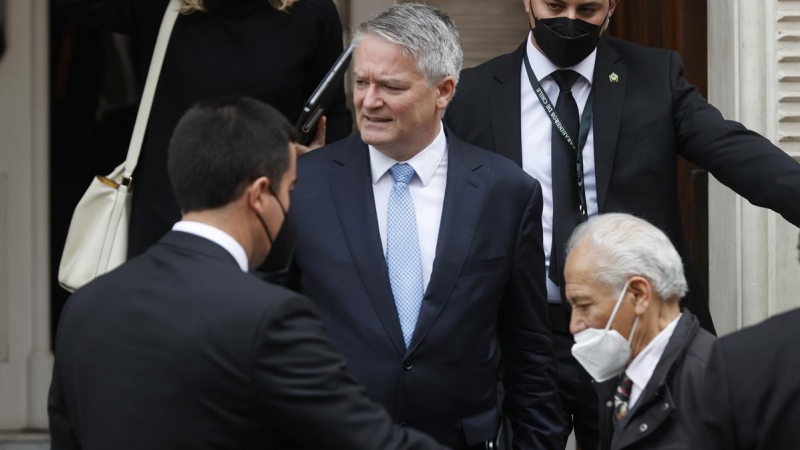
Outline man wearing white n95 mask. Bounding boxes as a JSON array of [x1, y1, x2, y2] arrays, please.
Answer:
[[563, 213, 715, 450]]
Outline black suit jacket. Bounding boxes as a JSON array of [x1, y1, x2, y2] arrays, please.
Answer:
[[48, 231, 448, 450], [594, 310, 714, 450], [289, 131, 563, 449], [445, 37, 800, 334], [691, 307, 800, 450]]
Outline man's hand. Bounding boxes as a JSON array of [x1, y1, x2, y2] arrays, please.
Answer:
[[295, 116, 327, 156]]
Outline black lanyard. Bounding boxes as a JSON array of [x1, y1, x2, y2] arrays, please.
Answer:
[[523, 51, 592, 220]]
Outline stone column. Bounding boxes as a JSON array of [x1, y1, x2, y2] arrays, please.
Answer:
[[27, 0, 54, 430], [0, 0, 52, 431], [708, 0, 800, 336]]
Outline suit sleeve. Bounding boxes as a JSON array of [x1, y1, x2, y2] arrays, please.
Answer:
[[48, 323, 81, 449], [498, 181, 564, 450], [252, 294, 450, 450], [671, 51, 800, 227], [305, 1, 352, 144], [691, 341, 739, 450]]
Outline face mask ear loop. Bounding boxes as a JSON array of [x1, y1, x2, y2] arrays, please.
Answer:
[[254, 208, 274, 245], [604, 279, 632, 331], [253, 185, 275, 245], [268, 185, 288, 216], [627, 316, 640, 345]]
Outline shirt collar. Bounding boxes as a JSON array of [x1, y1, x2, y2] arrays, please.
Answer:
[[172, 221, 249, 272], [525, 31, 597, 86], [369, 123, 447, 187], [625, 313, 683, 392]]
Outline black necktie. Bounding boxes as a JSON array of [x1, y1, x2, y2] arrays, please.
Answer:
[[549, 70, 582, 295]]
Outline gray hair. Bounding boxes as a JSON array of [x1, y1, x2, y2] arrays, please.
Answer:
[[567, 213, 688, 302], [353, 3, 463, 87]]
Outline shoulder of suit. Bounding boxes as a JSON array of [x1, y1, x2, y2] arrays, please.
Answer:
[[463, 51, 517, 76], [683, 327, 716, 366], [718, 307, 800, 353], [458, 46, 521, 87], [194, 270, 318, 325], [603, 36, 674, 61], [449, 134, 538, 189], [84, 251, 302, 307], [298, 134, 361, 169]]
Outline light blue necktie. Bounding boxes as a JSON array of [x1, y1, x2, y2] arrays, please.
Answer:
[[386, 163, 424, 348]]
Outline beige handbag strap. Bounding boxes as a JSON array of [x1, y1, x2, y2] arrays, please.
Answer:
[[123, 0, 182, 181]]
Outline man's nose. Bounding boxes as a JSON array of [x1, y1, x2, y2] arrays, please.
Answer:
[[570, 314, 587, 336], [566, 8, 578, 20], [362, 85, 383, 109]]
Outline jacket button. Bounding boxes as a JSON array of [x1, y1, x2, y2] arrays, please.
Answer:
[[606, 401, 614, 408], [662, 403, 670, 411], [639, 423, 648, 433], [403, 360, 413, 370]]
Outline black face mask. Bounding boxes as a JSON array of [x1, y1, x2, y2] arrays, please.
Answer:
[[254, 187, 297, 273], [532, 12, 605, 68]]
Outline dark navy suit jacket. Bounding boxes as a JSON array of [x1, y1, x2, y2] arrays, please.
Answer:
[[289, 130, 563, 450]]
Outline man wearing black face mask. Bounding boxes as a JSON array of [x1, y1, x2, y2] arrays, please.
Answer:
[[48, 96, 450, 450], [444, 0, 800, 448]]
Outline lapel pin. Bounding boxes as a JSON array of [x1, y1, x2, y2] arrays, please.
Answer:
[[609, 72, 620, 83]]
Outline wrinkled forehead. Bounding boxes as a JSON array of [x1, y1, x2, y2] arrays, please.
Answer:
[[353, 35, 424, 79]]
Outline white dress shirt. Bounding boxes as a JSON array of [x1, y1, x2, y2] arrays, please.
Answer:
[[625, 313, 682, 408], [172, 221, 249, 272], [520, 32, 600, 302], [370, 123, 448, 292]]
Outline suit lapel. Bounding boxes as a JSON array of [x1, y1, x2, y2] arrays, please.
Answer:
[[408, 133, 485, 354], [592, 38, 627, 212], [489, 42, 526, 167], [328, 141, 406, 356]]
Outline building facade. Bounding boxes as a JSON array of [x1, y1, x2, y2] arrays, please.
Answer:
[[0, 0, 797, 444]]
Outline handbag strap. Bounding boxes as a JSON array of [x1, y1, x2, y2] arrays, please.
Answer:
[[123, 0, 182, 181]]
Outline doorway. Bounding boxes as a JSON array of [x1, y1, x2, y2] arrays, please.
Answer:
[[607, 0, 710, 302]]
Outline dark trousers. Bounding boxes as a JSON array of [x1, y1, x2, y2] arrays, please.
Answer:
[[549, 305, 599, 450]]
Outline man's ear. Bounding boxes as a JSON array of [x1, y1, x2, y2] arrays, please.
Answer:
[[436, 76, 456, 111], [609, 0, 619, 18], [247, 177, 271, 213], [628, 276, 652, 316]]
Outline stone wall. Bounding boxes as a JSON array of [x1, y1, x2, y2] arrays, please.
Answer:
[[708, 0, 800, 335]]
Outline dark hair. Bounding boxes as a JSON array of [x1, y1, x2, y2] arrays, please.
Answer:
[[167, 96, 297, 212]]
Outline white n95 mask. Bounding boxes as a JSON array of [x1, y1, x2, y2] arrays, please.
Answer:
[[571, 280, 639, 382]]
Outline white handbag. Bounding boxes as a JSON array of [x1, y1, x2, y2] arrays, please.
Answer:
[[58, 0, 181, 292]]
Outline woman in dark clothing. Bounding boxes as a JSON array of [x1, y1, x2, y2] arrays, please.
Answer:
[[58, 0, 352, 258]]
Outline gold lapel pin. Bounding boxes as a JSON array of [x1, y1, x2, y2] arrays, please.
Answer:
[[609, 72, 620, 83]]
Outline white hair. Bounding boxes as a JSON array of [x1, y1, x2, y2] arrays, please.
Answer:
[[352, 3, 463, 87], [566, 213, 688, 302]]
